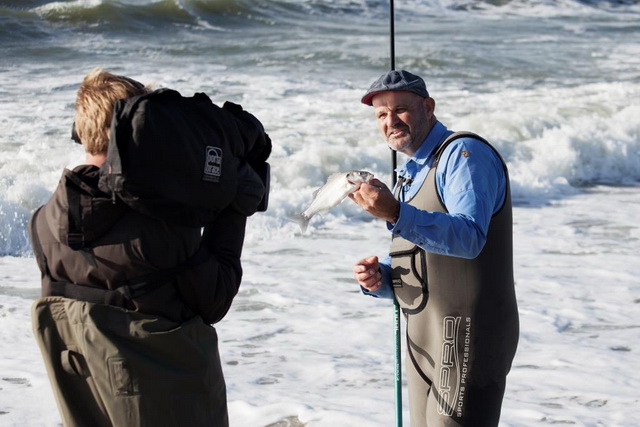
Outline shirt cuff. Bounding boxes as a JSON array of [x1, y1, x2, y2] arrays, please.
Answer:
[[387, 202, 418, 235], [360, 282, 394, 299], [360, 262, 395, 300]]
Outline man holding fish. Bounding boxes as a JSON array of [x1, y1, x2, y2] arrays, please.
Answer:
[[350, 70, 519, 427]]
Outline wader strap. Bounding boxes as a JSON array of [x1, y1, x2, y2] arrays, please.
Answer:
[[46, 245, 213, 308], [432, 131, 509, 180], [394, 175, 413, 202], [431, 132, 490, 169], [432, 131, 510, 215], [66, 182, 84, 250], [63, 171, 95, 250], [48, 281, 132, 309]]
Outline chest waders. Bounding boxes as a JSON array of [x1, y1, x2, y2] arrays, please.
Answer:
[[390, 133, 519, 426]]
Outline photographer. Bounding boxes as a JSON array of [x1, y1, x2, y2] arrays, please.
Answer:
[[29, 69, 269, 426]]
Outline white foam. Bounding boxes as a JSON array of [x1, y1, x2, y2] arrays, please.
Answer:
[[1, 186, 639, 425], [2, 1, 640, 423]]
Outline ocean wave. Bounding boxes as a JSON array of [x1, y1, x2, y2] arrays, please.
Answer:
[[0, 199, 31, 257], [2, 0, 637, 35], [437, 80, 640, 202], [22, 0, 386, 32], [32, 0, 201, 30], [1, 0, 639, 256], [1, 82, 638, 257]]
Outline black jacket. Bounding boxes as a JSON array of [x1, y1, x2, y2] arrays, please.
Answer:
[[30, 164, 246, 324]]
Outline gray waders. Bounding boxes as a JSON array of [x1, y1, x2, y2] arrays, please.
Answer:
[[390, 133, 519, 427], [32, 297, 228, 427]]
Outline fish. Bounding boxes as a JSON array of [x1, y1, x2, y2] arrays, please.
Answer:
[[289, 170, 374, 233]]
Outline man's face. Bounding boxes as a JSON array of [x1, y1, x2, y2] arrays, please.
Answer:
[[372, 91, 435, 156]]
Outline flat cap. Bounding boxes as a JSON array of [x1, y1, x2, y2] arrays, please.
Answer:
[[361, 69, 429, 106]]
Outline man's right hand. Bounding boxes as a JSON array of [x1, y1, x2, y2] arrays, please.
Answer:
[[353, 256, 382, 292], [349, 179, 400, 224]]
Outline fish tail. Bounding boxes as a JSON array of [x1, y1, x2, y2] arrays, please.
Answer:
[[287, 213, 310, 233]]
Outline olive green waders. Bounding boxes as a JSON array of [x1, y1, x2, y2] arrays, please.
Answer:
[[32, 297, 228, 427]]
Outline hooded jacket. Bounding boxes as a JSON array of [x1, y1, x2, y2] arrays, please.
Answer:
[[29, 164, 246, 324]]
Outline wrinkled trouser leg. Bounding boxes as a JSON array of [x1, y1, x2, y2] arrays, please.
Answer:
[[32, 297, 228, 427]]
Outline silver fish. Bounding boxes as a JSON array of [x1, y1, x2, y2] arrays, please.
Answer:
[[289, 170, 374, 233]]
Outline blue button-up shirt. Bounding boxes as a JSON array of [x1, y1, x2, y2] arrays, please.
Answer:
[[366, 121, 507, 299]]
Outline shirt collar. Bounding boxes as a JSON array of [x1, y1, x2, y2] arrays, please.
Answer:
[[411, 121, 449, 164], [396, 121, 450, 175]]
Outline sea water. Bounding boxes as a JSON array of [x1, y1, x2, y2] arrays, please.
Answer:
[[1, 0, 639, 425]]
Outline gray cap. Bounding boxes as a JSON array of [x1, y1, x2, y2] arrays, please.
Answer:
[[361, 70, 429, 106]]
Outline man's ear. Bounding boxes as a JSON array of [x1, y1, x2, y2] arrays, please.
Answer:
[[423, 97, 436, 117]]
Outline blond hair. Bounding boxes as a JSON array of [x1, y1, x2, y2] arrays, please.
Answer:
[[74, 68, 148, 155]]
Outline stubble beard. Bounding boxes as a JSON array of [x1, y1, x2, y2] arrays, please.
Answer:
[[387, 117, 433, 155], [386, 130, 414, 154]]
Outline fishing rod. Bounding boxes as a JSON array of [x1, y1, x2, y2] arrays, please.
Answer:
[[390, 6, 397, 176], [389, 2, 402, 427]]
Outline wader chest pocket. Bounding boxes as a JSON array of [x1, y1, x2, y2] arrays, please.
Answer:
[[390, 238, 429, 314]]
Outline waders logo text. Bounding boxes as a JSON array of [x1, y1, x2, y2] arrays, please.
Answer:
[[436, 316, 472, 417]]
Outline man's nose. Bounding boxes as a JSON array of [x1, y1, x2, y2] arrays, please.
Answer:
[[386, 111, 399, 127]]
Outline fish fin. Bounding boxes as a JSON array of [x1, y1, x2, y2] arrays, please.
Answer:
[[287, 213, 311, 233]]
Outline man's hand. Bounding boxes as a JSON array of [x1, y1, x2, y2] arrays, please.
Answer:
[[353, 256, 382, 292], [349, 178, 400, 223]]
